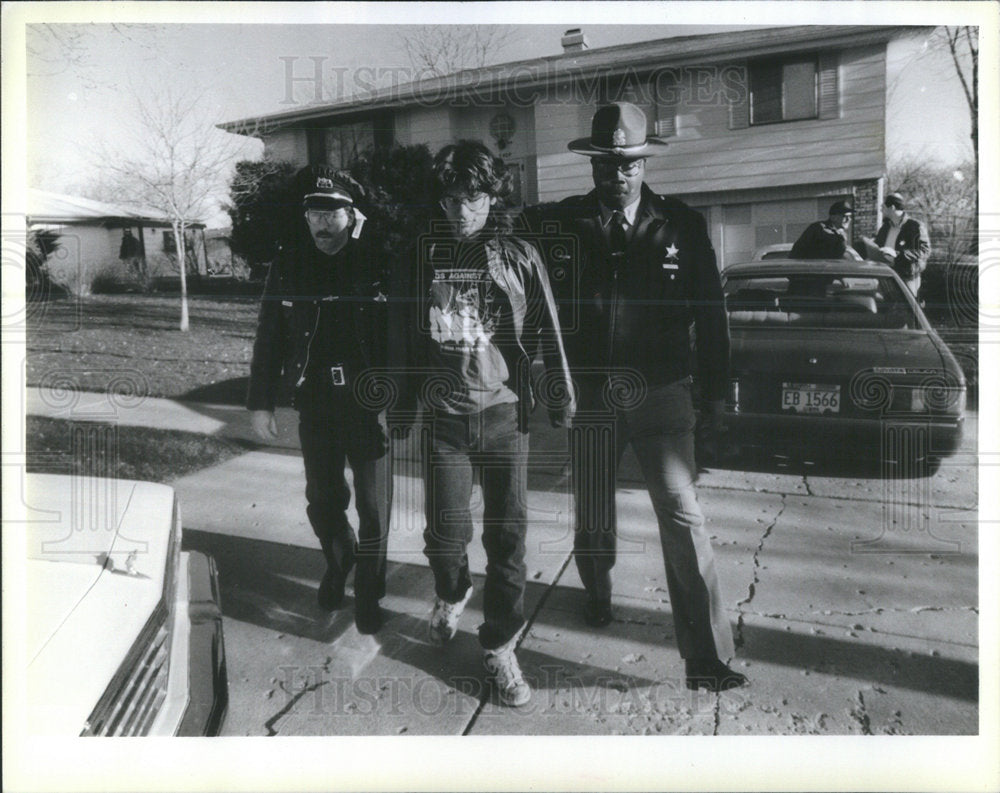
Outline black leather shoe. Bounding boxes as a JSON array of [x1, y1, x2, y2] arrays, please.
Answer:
[[354, 599, 383, 634], [317, 551, 355, 612], [583, 599, 614, 628], [685, 658, 749, 692]]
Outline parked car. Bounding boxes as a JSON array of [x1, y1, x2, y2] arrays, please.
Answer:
[[722, 260, 966, 470], [26, 474, 227, 736], [752, 243, 863, 261]]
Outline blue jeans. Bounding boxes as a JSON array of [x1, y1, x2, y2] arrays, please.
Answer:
[[423, 402, 528, 650], [571, 378, 735, 660]]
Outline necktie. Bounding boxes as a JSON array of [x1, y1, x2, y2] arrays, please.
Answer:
[[609, 210, 628, 256]]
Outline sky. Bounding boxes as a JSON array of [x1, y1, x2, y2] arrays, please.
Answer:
[[16, 8, 980, 228]]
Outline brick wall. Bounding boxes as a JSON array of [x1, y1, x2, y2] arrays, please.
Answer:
[[851, 177, 884, 238]]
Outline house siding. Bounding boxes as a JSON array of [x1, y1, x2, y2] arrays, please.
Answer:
[[264, 128, 308, 164], [250, 33, 893, 266]]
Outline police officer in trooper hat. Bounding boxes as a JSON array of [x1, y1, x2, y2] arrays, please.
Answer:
[[247, 164, 392, 634], [527, 102, 747, 693]]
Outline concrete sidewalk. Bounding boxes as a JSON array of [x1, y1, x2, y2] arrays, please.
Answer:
[[26, 387, 979, 735]]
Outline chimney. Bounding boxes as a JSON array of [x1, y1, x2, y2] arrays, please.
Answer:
[[561, 28, 588, 53]]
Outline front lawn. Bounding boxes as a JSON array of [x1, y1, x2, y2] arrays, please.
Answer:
[[26, 416, 248, 483], [26, 293, 259, 402]]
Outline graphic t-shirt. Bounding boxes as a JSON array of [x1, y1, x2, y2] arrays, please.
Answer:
[[425, 238, 518, 414]]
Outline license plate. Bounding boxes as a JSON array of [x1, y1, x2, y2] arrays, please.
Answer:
[[782, 382, 840, 414]]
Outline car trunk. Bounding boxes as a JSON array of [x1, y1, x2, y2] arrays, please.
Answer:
[[730, 328, 947, 418]]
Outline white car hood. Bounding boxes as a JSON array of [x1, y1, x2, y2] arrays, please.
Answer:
[[26, 474, 177, 735]]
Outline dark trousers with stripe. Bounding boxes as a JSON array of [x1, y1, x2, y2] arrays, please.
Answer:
[[572, 377, 734, 660], [298, 406, 392, 605]]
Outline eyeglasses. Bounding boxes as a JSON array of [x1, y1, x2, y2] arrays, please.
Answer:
[[593, 159, 645, 176], [439, 193, 491, 212], [305, 208, 347, 223]]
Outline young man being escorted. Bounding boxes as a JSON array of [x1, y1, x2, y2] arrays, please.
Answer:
[[398, 140, 574, 706]]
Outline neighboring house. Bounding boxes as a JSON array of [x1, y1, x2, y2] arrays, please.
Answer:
[[218, 25, 929, 268], [26, 189, 208, 291]]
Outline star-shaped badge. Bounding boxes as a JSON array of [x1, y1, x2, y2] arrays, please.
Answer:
[[665, 244, 679, 258], [373, 291, 387, 303]]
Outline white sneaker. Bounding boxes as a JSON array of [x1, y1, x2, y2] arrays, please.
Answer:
[[428, 585, 473, 645], [484, 636, 531, 707]]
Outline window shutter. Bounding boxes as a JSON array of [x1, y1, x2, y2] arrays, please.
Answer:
[[818, 52, 839, 120], [653, 73, 677, 137], [728, 64, 749, 130]]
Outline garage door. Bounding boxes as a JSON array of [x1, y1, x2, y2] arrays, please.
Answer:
[[719, 196, 849, 267]]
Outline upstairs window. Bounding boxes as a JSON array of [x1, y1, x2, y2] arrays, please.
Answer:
[[749, 56, 818, 125]]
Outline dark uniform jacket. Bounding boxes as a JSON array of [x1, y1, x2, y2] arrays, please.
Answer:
[[246, 237, 388, 414], [874, 215, 931, 281], [525, 184, 730, 403], [393, 231, 576, 431], [790, 219, 848, 260]]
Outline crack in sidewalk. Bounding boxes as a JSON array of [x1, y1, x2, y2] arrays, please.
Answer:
[[849, 690, 873, 735], [263, 678, 329, 737], [734, 496, 787, 650], [461, 536, 576, 736]]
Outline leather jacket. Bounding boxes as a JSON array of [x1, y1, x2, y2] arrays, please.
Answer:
[[393, 231, 576, 431], [874, 215, 931, 281], [525, 184, 730, 403], [246, 238, 388, 413]]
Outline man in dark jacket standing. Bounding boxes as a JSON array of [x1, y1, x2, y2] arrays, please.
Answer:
[[247, 165, 391, 635], [790, 200, 853, 259], [529, 103, 746, 692], [873, 192, 931, 296]]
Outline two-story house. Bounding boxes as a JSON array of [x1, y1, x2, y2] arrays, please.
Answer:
[[218, 25, 928, 268]]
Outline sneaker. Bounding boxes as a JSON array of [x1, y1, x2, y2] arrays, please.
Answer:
[[428, 585, 473, 645], [484, 637, 531, 707]]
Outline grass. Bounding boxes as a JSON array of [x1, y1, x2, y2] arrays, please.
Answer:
[[25, 290, 979, 408], [26, 293, 259, 402], [25, 416, 248, 483]]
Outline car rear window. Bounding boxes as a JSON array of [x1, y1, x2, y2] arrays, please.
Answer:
[[724, 274, 919, 329]]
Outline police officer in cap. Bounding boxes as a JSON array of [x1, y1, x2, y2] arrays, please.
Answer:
[[247, 165, 392, 634]]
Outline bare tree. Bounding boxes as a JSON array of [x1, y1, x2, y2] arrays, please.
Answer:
[[27, 24, 162, 88], [943, 26, 978, 211], [888, 154, 976, 267], [90, 86, 248, 330], [398, 26, 513, 78]]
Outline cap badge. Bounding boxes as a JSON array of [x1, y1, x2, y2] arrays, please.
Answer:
[[316, 177, 333, 189], [612, 128, 627, 146]]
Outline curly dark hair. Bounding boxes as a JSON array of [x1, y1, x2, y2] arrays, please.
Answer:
[[431, 140, 512, 201], [431, 140, 514, 233]]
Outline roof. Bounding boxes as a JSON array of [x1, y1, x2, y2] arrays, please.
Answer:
[[723, 260, 897, 277], [26, 189, 204, 228], [218, 25, 925, 136]]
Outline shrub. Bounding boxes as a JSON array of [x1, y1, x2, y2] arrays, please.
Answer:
[[227, 159, 299, 276], [347, 143, 435, 261], [89, 259, 142, 295]]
